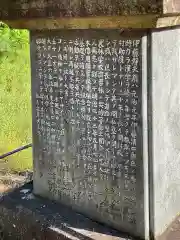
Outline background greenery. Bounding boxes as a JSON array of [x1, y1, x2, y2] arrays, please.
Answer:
[[0, 22, 32, 172]]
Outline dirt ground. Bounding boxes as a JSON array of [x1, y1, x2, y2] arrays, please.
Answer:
[[0, 184, 9, 193], [0, 171, 33, 196]]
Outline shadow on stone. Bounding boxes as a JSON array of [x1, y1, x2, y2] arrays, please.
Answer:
[[0, 182, 142, 240]]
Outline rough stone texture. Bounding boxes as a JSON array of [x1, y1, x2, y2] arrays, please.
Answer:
[[0, 184, 9, 193], [1, 0, 180, 30], [30, 26, 180, 240], [0, 182, 137, 240], [0, 171, 32, 195], [0, 0, 179, 21], [31, 29, 149, 239], [164, 0, 180, 13], [0, 0, 162, 20], [1, 182, 180, 239], [151, 27, 180, 238]]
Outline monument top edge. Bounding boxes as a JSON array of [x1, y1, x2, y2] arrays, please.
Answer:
[[3, 15, 180, 30], [0, 0, 180, 29]]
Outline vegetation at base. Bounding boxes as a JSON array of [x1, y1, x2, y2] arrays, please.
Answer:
[[0, 22, 32, 171]]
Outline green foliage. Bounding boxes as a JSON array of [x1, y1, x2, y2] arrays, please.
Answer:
[[0, 22, 29, 57], [0, 23, 32, 172]]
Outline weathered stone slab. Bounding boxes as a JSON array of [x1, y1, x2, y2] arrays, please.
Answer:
[[164, 0, 180, 13], [1, 1, 180, 29], [150, 27, 180, 238], [1, 182, 180, 239], [0, 0, 162, 20], [4, 15, 180, 30], [0, 182, 136, 240], [31, 29, 149, 239], [1, 0, 180, 20], [30, 26, 180, 240]]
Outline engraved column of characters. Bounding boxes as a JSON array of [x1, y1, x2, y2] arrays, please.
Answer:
[[122, 39, 133, 192], [46, 37, 57, 153], [96, 38, 108, 182], [88, 39, 100, 197], [104, 52, 111, 178], [78, 37, 92, 201], [74, 38, 86, 170], [83, 38, 92, 192], [85, 38, 95, 183], [83, 39, 93, 201], [46, 36, 59, 197], [111, 39, 121, 182], [122, 39, 136, 225], [65, 38, 76, 161], [91, 39, 98, 161], [130, 39, 141, 185], [125, 38, 141, 225], [55, 37, 66, 164], [90, 39, 99, 190], [35, 37, 47, 174], [59, 37, 73, 186], [109, 38, 119, 181], [57, 37, 75, 199], [71, 39, 82, 169], [73, 38, 88, 197], [78, 38, 87, 173]]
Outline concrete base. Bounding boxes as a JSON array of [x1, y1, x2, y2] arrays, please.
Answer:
[[0, 182, 138, 240]]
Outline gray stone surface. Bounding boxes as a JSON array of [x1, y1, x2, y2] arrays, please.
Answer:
[[0, 0, 162, 20], [1, 0, 180, 20], [29, 26, 180, 240], [31, 29, 149, 239], [151, 27, 180, 237], [0, 182, 136, 240]]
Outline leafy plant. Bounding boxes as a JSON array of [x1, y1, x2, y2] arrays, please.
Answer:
[[0, 23, 32, 171], [0, 22, 29, 59]]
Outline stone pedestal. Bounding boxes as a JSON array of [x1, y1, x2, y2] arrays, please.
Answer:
[[0, 182, 134, 240], [1, 1, 180, 240], [31, 29, 148, 238], [29, 27, 180, 239]]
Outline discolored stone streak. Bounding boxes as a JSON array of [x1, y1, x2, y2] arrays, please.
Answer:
[[0, 0, 163, 20]]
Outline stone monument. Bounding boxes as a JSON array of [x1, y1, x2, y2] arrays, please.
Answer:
[[1, 1, 180, 240]]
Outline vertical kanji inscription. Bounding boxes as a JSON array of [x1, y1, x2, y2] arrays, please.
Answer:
[[31, 29, 144, 233]]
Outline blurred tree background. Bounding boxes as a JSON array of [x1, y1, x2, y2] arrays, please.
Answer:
[[0, 22, 32, 172]]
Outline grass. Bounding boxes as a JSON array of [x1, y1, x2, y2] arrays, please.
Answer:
[[0, 29, 32, 172]]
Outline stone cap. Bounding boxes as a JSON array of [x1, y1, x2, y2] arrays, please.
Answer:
[[0, 0, 180, 29]]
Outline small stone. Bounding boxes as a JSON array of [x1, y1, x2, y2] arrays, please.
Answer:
[[20, 189, 30, 194]]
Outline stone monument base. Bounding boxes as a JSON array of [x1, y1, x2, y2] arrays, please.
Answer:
[[0, 182, 180, 240], [0, 182, 136, 240]]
